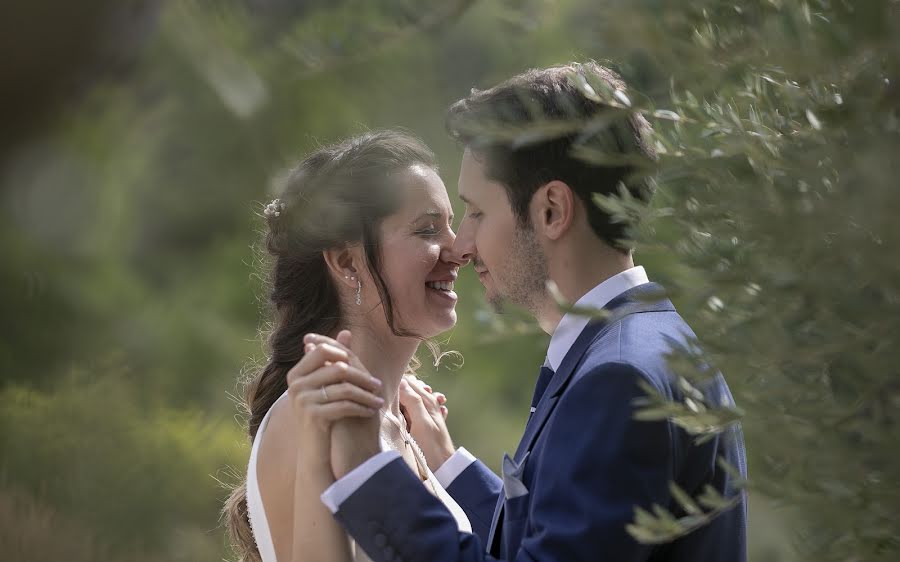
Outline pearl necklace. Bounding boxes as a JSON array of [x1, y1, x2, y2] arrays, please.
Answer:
[[381, 409, 437, 495]]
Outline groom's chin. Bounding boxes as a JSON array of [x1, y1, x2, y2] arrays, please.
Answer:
[[486, 294, 505, 313]]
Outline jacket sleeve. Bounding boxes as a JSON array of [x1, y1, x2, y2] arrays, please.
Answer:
[[445, 458, 503, 543], [332, 362, 674, 562]]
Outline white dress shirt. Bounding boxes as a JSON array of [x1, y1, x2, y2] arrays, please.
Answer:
[[321, 266, 650, 513]]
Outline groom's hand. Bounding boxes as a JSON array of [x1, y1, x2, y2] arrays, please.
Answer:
[[400, 375, 456, 472], [304, 330, 383, 479]]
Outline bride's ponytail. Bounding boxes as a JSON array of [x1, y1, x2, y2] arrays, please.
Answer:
[[223, 480, 259, 562]]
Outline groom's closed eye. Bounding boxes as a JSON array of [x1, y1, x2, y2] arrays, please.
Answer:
[[460, 202, 482, 220]]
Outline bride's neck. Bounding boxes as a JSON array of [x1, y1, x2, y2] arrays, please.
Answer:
[[343, 323, 418, 418]]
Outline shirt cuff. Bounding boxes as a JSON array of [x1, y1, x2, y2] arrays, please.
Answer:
[[433, 447, 477, 489], [320, 451, 401, 514]]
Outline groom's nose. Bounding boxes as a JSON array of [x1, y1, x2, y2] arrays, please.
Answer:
[[440, 226, 467, 266], [448, 218, 475, 265]]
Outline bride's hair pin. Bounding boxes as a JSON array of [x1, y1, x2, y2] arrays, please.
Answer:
[[263, 198, 285, 218]]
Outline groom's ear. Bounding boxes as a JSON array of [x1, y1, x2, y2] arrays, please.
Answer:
[[533, 180, 575, 241], [323, 245, 362, 290]]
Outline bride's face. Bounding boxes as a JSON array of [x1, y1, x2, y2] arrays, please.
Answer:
[[371, 165, 460, 337]]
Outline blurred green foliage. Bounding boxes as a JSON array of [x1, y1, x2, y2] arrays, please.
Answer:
[[1, 0, 897, 561]]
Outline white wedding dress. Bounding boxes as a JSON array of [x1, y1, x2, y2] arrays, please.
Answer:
[[246, 391, 471, 562]]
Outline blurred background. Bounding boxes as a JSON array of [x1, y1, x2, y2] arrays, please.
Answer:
[[1, 1, 897, 561]]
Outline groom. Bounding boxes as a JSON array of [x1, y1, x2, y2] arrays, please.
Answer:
[[322, 62, 747, 561]]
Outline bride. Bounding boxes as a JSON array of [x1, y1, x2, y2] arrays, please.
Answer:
[[224, 130, 470, 562]]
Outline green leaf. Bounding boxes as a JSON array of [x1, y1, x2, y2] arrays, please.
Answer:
[[696, 485, 732, 510], [669, 482, 702, 515], [634, 406, 678, 421]]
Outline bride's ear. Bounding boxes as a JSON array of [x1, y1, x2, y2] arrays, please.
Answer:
[[323, 245, 362, 289]]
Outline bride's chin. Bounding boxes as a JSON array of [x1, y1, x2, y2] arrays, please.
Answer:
[[422, 312, 457, 337]]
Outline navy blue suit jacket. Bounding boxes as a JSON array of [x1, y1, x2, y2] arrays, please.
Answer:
[[334, 283, 748, 562]]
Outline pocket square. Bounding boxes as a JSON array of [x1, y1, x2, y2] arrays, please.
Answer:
[[501, 452, 529, 499]]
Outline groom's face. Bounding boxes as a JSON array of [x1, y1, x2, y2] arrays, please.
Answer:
[[453, 149, 549, 312]]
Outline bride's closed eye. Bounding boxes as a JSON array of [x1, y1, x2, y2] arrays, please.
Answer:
[[414, 222, 440, 236]]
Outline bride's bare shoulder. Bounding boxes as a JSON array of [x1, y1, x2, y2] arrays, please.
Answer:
[[256, 396, 297, 489]]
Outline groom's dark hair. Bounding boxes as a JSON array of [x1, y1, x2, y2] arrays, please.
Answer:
[[446, 61, 657, 252]]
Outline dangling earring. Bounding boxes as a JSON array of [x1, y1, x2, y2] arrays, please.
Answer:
[[345, 275, 362, 306]]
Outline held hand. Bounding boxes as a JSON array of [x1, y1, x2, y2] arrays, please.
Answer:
[[286, 335, 384, 472], [303, 330, 383, 479], [399, 375, 456, 472]]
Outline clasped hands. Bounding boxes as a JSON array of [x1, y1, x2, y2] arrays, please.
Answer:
[[286, 330, 456, 481]]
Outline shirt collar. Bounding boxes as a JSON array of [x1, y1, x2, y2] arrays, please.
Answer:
[[546, 266, 650, 371]]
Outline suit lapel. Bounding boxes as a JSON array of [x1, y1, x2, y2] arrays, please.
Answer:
[[485, 323, 606, 554], [511, 320, 605, 462], [514, 283, 672, 462], [485, 282, 673, 554]]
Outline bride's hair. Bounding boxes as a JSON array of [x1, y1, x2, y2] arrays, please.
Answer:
[[223, 130, 438, 562]]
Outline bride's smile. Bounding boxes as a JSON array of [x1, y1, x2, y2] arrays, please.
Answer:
[[374, 163, 462, 338]]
